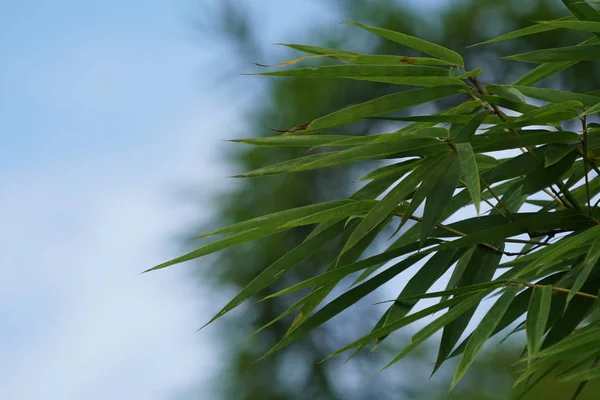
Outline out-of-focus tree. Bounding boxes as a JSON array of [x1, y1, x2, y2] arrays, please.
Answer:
[[179, 1, 600, 399]]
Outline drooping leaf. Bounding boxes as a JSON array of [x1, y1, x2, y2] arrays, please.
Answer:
[[568, 237, 600, 303], [513, 37, 599, 86], [451, 286, 520, 388], [421, 154, 462, 245], [452, 112, 488, 143], [526, 285, 553, 362], [545, 144, 578, 167], [383, 293, 486, 370], [433, 246, 503, 374], [508, 85, 600, 107], [204, 220, 348, 327], [468, 17, 574, 47], [456, 143, 481, 213], [342, 156, 439, 254]]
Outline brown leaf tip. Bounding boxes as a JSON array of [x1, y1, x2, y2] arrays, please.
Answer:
[[271, 123, 310, 133]]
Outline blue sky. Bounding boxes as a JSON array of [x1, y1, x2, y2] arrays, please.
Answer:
[[0, 1, 473, 399]]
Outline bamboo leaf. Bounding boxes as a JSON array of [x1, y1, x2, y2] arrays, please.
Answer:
[[501, 85, 600, 107], [451, 286, 520, 389], [468, 17, 574, 47], [505, 44, 600, 64], [452, 112, 488, 143], [421, 154, 462, 245], [513, 37, 599, 86], [526, 285, 553, 362], [300, 85, 466, 133], [383, 293, 485, 370], [568, 237, 600, 303], [204, 220, 348, 327], [342, 158, 437, 254], [347, 21, 464, 66], [456, 143, 481, 213]]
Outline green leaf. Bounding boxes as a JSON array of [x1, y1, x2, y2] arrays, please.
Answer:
[[204, 220, 348, 327], [522, 151, 577, 195], [263, 252, 430, 358], [255, 64, 452, 78], [512, 101, 583, 126], [502, 85, 600, 107], [342, 158, 436, 254], [467, 17, 574, 47], [253, 65, 467, 87], [471, 130, 580, 153], [545, 144, 578, 167], [562, 0, 600, 24], [452, 112, 488, 143], [300, 85, 466, 133], [433, 246, 502, 374], [475, 94, 538, 114], [568, 237, 600, 303], [486, 84, 526, 103], [281, 201, 378, 228], [583, 101, 600, 116], [526, 285, 553, 362], [456, 143, 481, 213], [277, 43, 455, 65], [504, 44, 600, 64], [421, 154, 461, 245], [148, 225, 287, 272], [197, 199, 354, 238], [451, 286, 520, 389], [327, 293, 478, 360], [238, 136, 449, 177], [263, 239, 442, 300], [372, 114, 500, 125], [383, 293, 485, 370], [538, 20, 600, 33], [369, 249, 464, 349], [358, 159, 422, 181], [347, 21, 464, 66], [513, 37, 599, 86], [398, 154, 455, 231]]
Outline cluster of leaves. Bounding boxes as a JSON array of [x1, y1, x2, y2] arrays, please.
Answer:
[[155, 0, 600, 397]]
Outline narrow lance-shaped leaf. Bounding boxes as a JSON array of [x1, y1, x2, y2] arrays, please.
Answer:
[[513, 37, 599, 86], [262, 252, 430, 359], [456, 143, 481, 213], [526, 285, 553, 364], [383, 293, 485, 370], [397, 154, 455, 231], [568, 236, 600, 304], [202, 220, 348, 328], [451, 286, 520, 389], [347, 21, 464, 66], [562, 0, 600, 24], [421, 154, 462, 246], [451, 112, 488, 143], [504, 44, 600, 64], [341, 156, 438, 254], [467, 16, 574, 48], [297, 85, 466, 133]]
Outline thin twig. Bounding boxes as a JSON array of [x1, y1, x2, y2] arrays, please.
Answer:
[[506, 281, 598, 300], [468, 76, 580, 211], [583, 116, 592, 210]]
